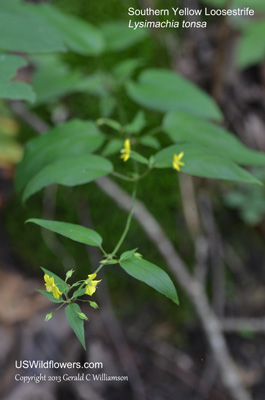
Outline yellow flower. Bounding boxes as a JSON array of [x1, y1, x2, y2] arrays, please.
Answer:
[[85, 273, 101, 296], [120, 139, 131, 162], [44, 274, 62, 300], [173, 152, 184, 171]]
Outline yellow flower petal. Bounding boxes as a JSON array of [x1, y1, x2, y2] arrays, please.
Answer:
[[44, 273, 62, 299], [173, 152, 185, 171], [88, 273, 97, 280], [85, 273, 101, 296], [120, 139, 131, 162], [52, 285, 62, 299]]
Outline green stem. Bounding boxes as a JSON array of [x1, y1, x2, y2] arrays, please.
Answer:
[[94, 263, 105, 274], [111, 166, 152, 182], [111, 171, 136, 182], [99, 245, 108, 256], [53, 303, 66, 313], [111, 183, 137, 257]]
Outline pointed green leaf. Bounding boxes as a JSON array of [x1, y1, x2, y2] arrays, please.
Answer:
[[120, 256, 179, 305], [97, 118, 122, 132], [140, 136, 161, 149], [163, 111, 265, 166], [0, 54, 35, 102], [37, 290, 63, 304], [113, 59, 144, 82], [102, 139, 123, 157], [65, 304, 86, 350], [237, 20, 265, 68], [27, 219, 103, 247], [125, 111, 146, 135], [120, 248, 138, 261], [72, 288, 86, 299], [22, 154, 113, 201], [32, 55, 84, 105], [130, 152, 149, 165], [0, 0, 66, 53], [101, 21, 148, 52], [35, 3, 105, 55], [127, 69, 222, 120], [16, 120, 105, 193], [154, 143, 261, 184]]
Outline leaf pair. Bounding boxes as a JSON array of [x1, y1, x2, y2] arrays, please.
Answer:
[[127, 69, 265, 184], [16, 120, 113, 201]]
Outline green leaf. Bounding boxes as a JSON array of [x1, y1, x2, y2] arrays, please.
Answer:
[[41, 267, 67, 295], [101, 21, 148, 52], [163, 111, 265, 166], [125, 111, 146, 135], [72, 288, 86, 298], [113, 59, 144, 82], [120, 256, 179, 305], [37, 289, 63, 304], [22, 154, 113, 201], [65, 304, 86, 350], [237, 21, 265, 68], [99, 95, 117, 118], [97, 118, 122, 132], [0, 54, 35, 102], [0, 0, 66, 53], [120, 248, 138, 261], [154, 144, 261, 184], [140, 136, 161, 149], [32, 56, 109, 104], [27, 219, 103, 247], [32, 55, 84, 105], [16, 120, 105, 193], [102, 139, 123, 157], [130, 152, 149, 165], [127, 69, 222, 120], [32, 3, 105, 55]]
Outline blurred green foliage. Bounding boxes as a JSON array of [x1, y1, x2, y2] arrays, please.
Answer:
[[2, 0, 265, 336]]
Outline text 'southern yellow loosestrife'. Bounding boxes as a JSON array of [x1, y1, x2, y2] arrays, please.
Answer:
[[173, 152, 184, 171], [44, 274, 62, 299], [85, 273, 101, 296], [120, 139, 131, 162]]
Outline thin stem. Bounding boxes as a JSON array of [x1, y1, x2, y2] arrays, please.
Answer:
[[94, 263, 105, 274], [111, 171, 136, 182], [99, 245, 108, 256], [111, 183, 137, 257], [53, 303, 66, 313], [111, 166, 152, 183]]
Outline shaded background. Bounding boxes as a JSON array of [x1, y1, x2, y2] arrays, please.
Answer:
[[1, 0, 265, 399]]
